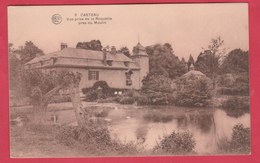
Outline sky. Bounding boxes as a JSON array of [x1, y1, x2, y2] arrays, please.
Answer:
[[8, 3, 249, 60]]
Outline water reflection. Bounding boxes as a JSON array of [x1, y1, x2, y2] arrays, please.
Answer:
[[108, 107, 250, 154]]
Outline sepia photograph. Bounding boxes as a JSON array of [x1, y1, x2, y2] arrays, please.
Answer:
[[8, 3, 250, 157]]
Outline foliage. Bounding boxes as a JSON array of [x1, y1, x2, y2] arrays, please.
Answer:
[[76, 40, 103, 51], [14, 41, 44, 64], [118, 46, 131, 57], [187, 54, 195, 71], [195, 50, 220, 78], [220, 49, 249, 74], [175, 75, 213, 107], [142, 74, 172, 92], [154, 131, 196, 154], [146, 43, 187, 79], [119, 97, 135, 105], [143, 112, 173, 123], [136, 95, 151, 105], [217, 124, 250, 154], [56, 125, 139, 155], [141, 89, 174, 105], [221, 97, 249, 118], [216, 73, 249, 96], [82, 81, 128, 101], [8, 53, 23, 91], [20, 69, 67, 97], [230, 124, 250, 153], [195, 36, 226, 79]]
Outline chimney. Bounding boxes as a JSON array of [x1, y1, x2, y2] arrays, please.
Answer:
[[111, 46, 116, 55], [61, 43, 68, 50], [102, 48, 107, 65]]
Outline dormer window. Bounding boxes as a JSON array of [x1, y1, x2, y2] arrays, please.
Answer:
[[124, 61, 130, 67], [107, 60, 113, 66]]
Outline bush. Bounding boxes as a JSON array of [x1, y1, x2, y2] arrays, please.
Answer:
[[141, 90, 174, 105], [119, 97, 135, 105], [136, 95, 151, 105], [175, 77, 213, 107], [216, 73, 249, 96], [143, 112, 173, 123], [154, 131, 196, 154], [56, 125, 139, 155], [217, 124, 250, 154], [221, 97, 249, 117], [230, 124, 250, 153]]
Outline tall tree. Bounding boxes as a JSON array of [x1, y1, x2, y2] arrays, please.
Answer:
[[146, 43, 187, 79], [15, 41, 44, 64], [220, 49, 249, 74], [76, 40, 103, 51], [195, 36, 226, 81], [187, 54, 195, 71]]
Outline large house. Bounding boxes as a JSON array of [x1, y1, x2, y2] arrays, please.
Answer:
[[25, 43, 149, 91]]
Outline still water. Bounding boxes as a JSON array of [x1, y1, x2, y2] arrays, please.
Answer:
[[106, 106, 250, 155]]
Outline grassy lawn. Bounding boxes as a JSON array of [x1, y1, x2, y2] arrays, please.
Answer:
[[10, 124, 91, 158]]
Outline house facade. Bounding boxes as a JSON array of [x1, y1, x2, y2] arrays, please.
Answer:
[[25, 43, 149, 91]]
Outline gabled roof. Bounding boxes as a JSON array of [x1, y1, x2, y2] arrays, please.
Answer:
[[25, 48, 140, 70], [26, 48, 133, 64]]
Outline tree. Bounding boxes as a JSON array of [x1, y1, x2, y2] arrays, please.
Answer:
[[174, 72, 213, 107], [146, 43, 187, 79], [20, 69, 89, 126], [187, 54, 195, 71], [195, 37, 226, 83], [118, 46, 130, 57], [220, 49, 249, 74], [14, 41, 44, 64], [76, 40, 103, 51]]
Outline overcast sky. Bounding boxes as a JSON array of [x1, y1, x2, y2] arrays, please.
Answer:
[[8, 3, 248, 60]]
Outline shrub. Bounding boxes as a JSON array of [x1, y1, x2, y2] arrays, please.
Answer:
[[221, 97, 249, 117], [154, 131, 196, 154], [141, 90, 174, 105], [217, 124, 250, 154], [56, 125, 139, 155], [175, 77, 213, 107], [84, 89, 98, 101], [136, 95, 151, 105], [119, 97, 135, 105], [216, 73, 249, 96], [230, 124, 250, 153]]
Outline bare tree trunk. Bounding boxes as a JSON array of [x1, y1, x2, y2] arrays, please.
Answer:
[[32, 102, 48, 124], [68, 84, 89, 127], [31, 86, 62, 124]]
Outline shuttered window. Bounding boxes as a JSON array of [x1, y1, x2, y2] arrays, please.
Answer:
[[88, 71, 99, 80]]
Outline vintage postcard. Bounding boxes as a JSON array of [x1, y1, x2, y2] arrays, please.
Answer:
[[8, 3, 250, 157]]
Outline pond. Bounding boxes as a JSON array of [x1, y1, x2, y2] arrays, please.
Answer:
[[54, 103, 250, 155], [105, 105, 250, 155]]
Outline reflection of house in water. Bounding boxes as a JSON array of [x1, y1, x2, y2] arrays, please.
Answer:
[[24, 42, 149, 91]]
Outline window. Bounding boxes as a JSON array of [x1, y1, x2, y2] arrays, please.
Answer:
[[124, 61, 130, 67], [107, 60, 113, 66], [88, 71, 99, 80], [125, 70, 133, 86]]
